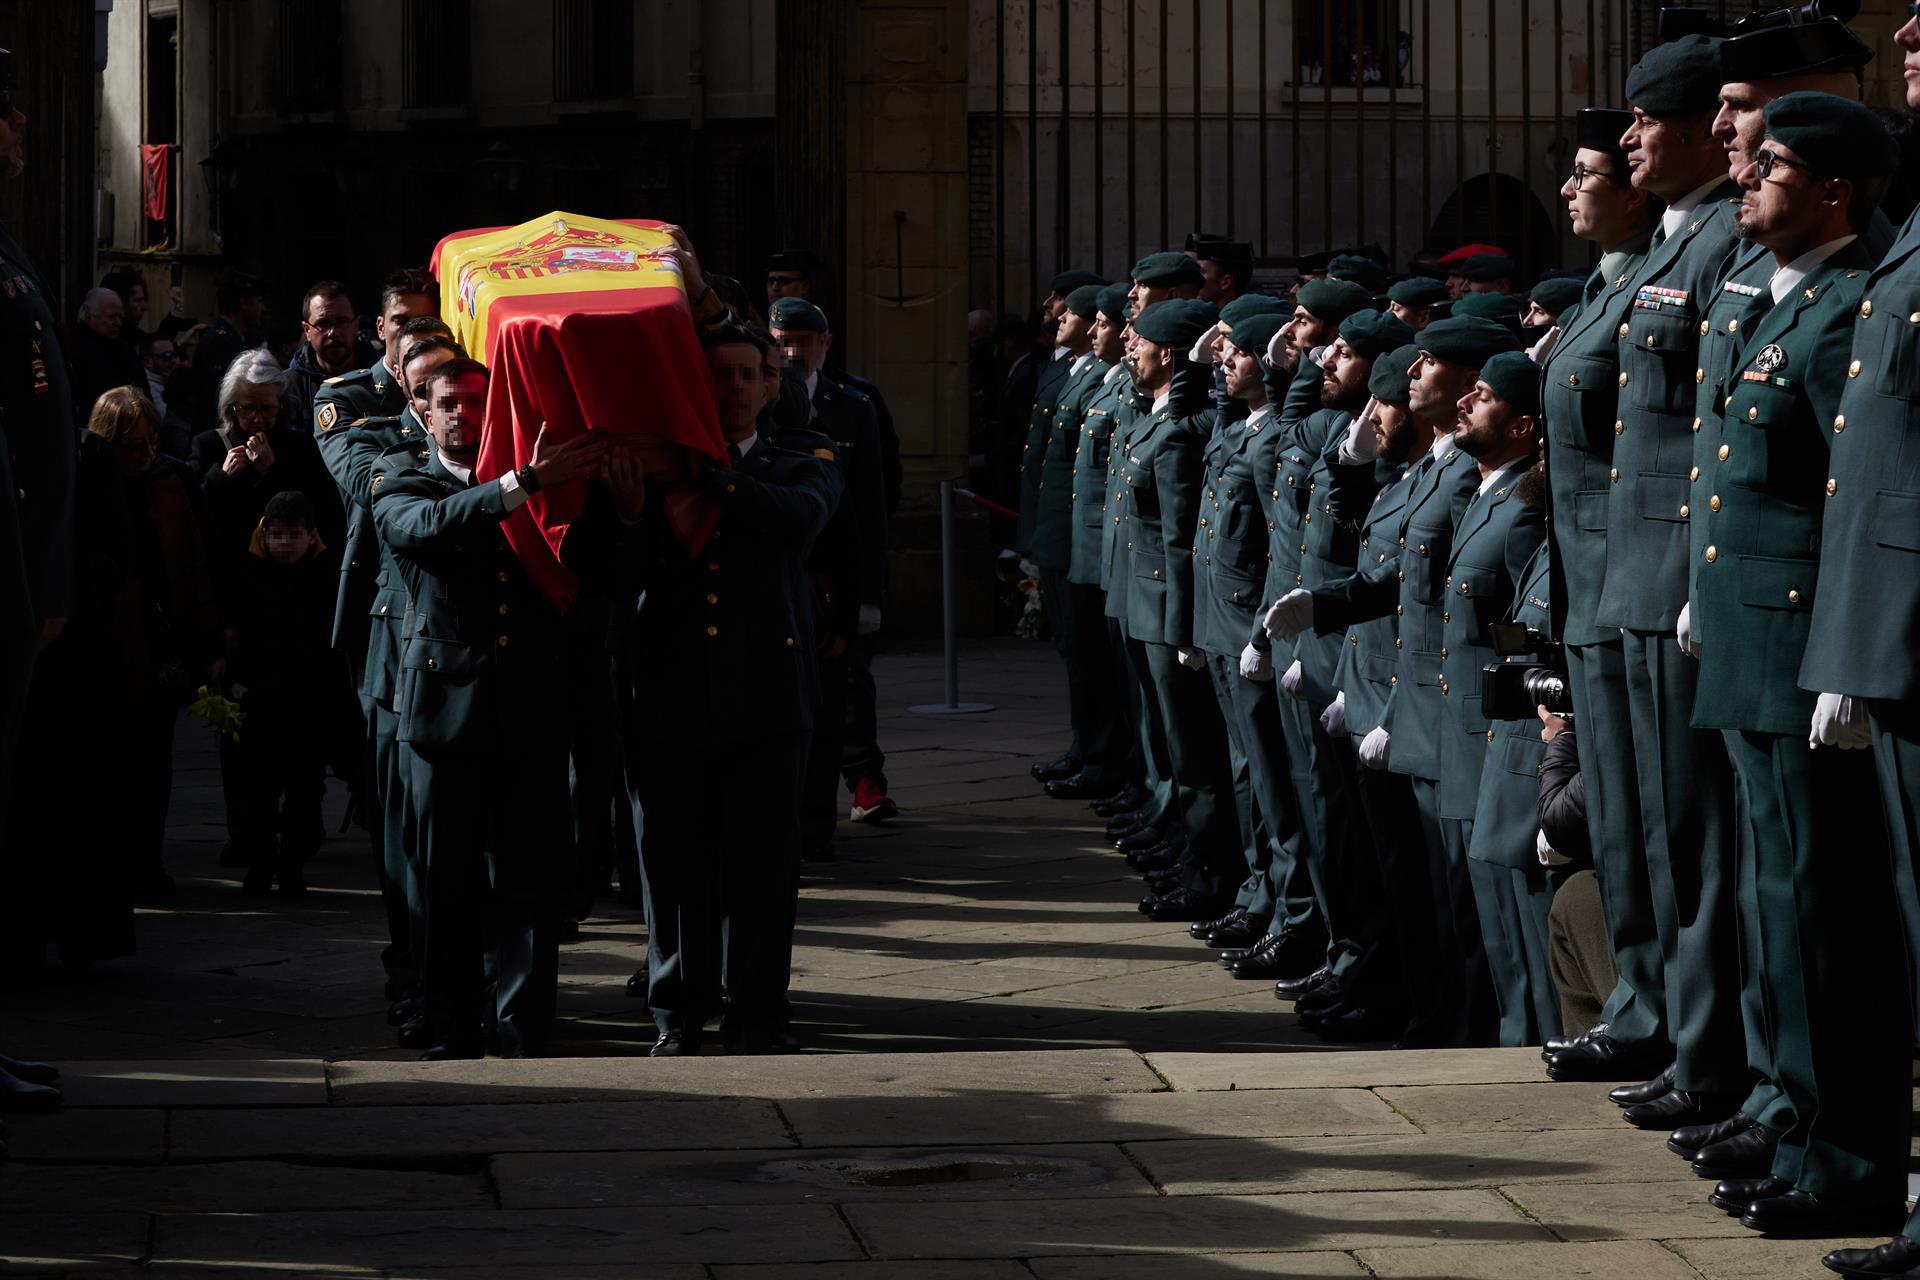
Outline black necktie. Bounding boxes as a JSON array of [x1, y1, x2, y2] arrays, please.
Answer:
[[727, 442, 743, 466], [1585, 267, 1605, 304]]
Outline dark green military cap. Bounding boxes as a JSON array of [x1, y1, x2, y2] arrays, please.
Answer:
[[1721, 16, 1871, 81], [1095, 284, 1133, 323], [1131, 251, 1207, 288], [1050, 269, 1107, 295], [769, 296, 830, 333], [1763, 90, 1898, 182], [1451, 291, 1525, 331], [1295, 277, 1373, 325], [1219, 292, 1289, 325], [1418, 315, 1522, 368], [1337, 309, 1416, 360], [1130, 297, 1220, 348], [1479, 350, 1543, 418], [1625, 34, 1725, 116], [1387, 277, 1451, 308], [1528, 277, 1586, 318], [1064, 284, 1105, 320], [1328, 253, 1389, 293], [1368, 342, 1421, 405], [1227, 312, 1286, 358], [1461, 253, 1514, 283]]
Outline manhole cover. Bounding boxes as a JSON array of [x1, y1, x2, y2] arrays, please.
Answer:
[[752, 1151, 1109, 1192]]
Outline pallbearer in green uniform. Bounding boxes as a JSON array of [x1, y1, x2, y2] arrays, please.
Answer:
[[1549, 36, 1744, 1096], [1687, 94, 1906, 1239], [1440, 352, 1549, 1048], [1032, 285, 1112, 799]]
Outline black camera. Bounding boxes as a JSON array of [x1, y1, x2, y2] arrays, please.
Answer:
[[1480, 622, 1573, 722]]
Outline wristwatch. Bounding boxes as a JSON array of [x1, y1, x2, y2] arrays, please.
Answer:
[[516, 463, 541, 495]]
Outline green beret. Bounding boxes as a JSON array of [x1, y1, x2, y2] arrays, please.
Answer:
[[1479, 350, 1542, 418], [1527, 277, 1585, 319], [1763, 90, 1898, 183], [1337, 309, 1417, 361], [1064, 284, 1104, 320], [1218, 293, 1289, 325], [1327, 254, 1388, 293], [1095, 284, 1132, 323], [1387, 277, 1450, 308], [1130, 297, 1220, 348], [1050, 269, 1107, 296], [769, 296, 829, 333], [1461, 253, 1513, 283], [1368, 343, 1420, 405], [1131, 251, 1206, 288], [1418, 316, 1522, 369], [1450, 292, 1524, 331], [1625, 35, 1725, 117], [1295, 278, 1373, 325], [1227, 313, 1286, 359]]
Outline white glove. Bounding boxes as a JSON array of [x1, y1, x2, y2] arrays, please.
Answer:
[[857, 604, 883, 635], [1266, 328, 1289, 369], [1359, 726, 1391, 770], [1307, 343, 1331, 369], [1280, 659, 1305, 699], [1176, 646, 1205, 670], [1536, 828, 1572, 867], [1239, 643, 1275, 682], [1675, 602, 1699, 658], [1341, 398, 1382, 463], [1188, 322, 1227, 365], [1319, 690, 1347, 736], [1263, 588, 1315, 640], [1810, 692, 1871, 750]]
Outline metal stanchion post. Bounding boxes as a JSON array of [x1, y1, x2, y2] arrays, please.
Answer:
[[910, 479, 993, 715]]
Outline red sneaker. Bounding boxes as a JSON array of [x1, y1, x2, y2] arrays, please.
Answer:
[[849, 778, 898, 824]]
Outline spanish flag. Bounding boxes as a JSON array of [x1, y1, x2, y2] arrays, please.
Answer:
[[430, 212, 727, 610]]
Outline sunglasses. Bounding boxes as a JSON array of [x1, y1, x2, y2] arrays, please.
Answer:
[[1754, 147, 1818, 180]]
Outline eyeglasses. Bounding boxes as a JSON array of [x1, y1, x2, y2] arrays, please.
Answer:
[[234, 403, 278, 420], [1568, 162, 1622, 189], [304, 314, 356, 331], [1755, 147, 1817, 180]]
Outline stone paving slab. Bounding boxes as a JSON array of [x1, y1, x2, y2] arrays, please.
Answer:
[[166, 1098, 794, 1159], [0, 1212, 150, 1273], [1125, 1126, 1683, 1195], [781, 1087, 1415, 1147], [1500, 1178, 1755, 1241], [1354, 1239, 1702, 1278], [1372, 1082, 1633, 1133], [52, 1058, 327, 1107], [1027, 1254, 1367, 1277], [713, 1264, 1033, 1280], [0, 1158, 491, 1213], [1668, 1234, 1893, 1279], [327, 1047, 1164, 1104], [843, 1188, 1551, 1257], [0, 1108, 166, 1162], [1146, 1047, 1555, 1091], [150, 1206, 863, 1268], [492, 1142, 1155, 1208]]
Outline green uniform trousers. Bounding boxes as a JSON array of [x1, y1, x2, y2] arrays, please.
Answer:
[[1124, 637, 1242, 901], [1407, 776, 1484, 1045], [1468, 855, 1562, 1047], [369, 700, 418, 990], [1226, 669, 1320, 941], [1112, 617, 1174, 828], [1724, 730, 1906, 1203], [1207, 652, 1274, 922]]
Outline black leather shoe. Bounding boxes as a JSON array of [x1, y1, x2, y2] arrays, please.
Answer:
[[1219, 932, 1280, 967], [1542, 1022, 1608, 1061], [0, 1067, 61, 1111], [1229, 930, 1324, 980], [1206, 915, 1268, 950], [1543, 1034, 1667, 1082], [0, 1056, 57, 1086], [1189, 907, 1245, 939], [1710, 1175, 1793, 1215], [1116, 826, 1167, 853], [1140, 889, 1226, 922], [1105, 810, 1151, 836], [1310, 1004, 1402, 1042], [1741, 1189, 1906, 1239], [1031, 755, 1078, 782], [1275, 965, 1335, 1001], [1295, 976, 1347, 1016], [649, 1030, 702, 1058], [1623, 1088, 1741, 1131], [1609, 1062, 1677, 1107], [1668, 1111, 1754, 1159], [1125, 843, 1184, 872], [1093, 785, 1149, 816], [624, 968, 650, 999], [1823, 1235, 1920, 1278], [1142, 865, 1188, 892], [418, 1040, 484, 1062], [1691, 1121, 1779, 1180], [1046, 772, 1109, 799], [396, 1014, 434, 1050]]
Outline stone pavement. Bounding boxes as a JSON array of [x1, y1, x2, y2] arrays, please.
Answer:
[[0, 640, 1895, 1275]]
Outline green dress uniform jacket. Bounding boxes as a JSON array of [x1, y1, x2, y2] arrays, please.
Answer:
[[1470, 540, 1554, 867], [1694, 243, 1873, 736], [1599, 183, 1741, 632], [1068, 366, 1132, 588], [1031, 354, 1107, 573], [314, 363, 407, 654], [1437, 459, 1546, 819], [1016, 349, 1074, 550], [1290, 415, 1388, 704], [1192, 405, 1283, 655], [806, 371, 887, 638], [1117, 389, 1207, 649], [1540, 236, 1650, 646], [1332, 461, 1416, 740], [1687, 244, 1776, 613], [1100, 385, 1149, 614]]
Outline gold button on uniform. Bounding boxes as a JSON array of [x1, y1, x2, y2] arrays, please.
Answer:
[[1862, 300, 1874, 317], [1568, 373, 1581, 386], [1614, 420, 1624, 435], [1610, 467, 1620, 482], [1718, 444, 1730, 461], [1692, 416, 1701, 433], [497, 603, 509, 615], [1833, 415, 1846, 434], [1694, 367, 1704, 384], [1710, 495, 1721, 512], [706, 625, 718, 637], [1618, 371, 1629, 387], [1705, 545, 1718, 563], [497, 635, 510, 647], [1620, 323, 1631, 337], [1826, 477, 1838, 496], [1679, 504, 1690, 518], [1697, 320, 1709, 336], [1728, 318, 1739, 332], [1849, 360, 1862, 377], [1789, 589, 1802, 604], [706, 593, 718, 604], [1747, 405, 1758, 420], [1690, 466, 1700, 482], [496, 570, 509, 583]]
